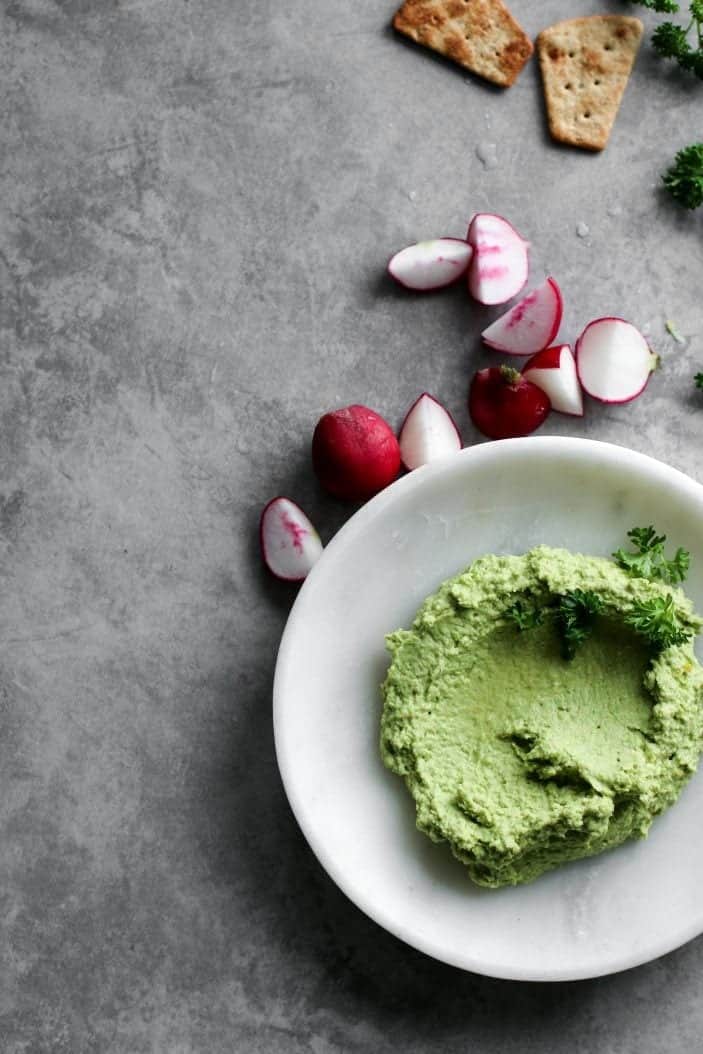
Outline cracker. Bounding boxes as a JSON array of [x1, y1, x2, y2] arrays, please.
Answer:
[[393, 0, 533, 88], [537, 15, 643, 151]]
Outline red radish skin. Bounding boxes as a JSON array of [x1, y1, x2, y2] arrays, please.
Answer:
[[481, 278, 563, 356], [523, 344, 584, 417], [575, 317, 658, 404], [259, 497, 324, 582], [525, 344, 563, 369], [466, 213, 529, 306], [398, 393, 462, 470], [312, 404, 401, 501], [388, 238, 474, 291], [469, 366, 551, 440]]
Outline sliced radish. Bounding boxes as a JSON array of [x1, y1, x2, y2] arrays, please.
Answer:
[[466, 213, 529, 306], [398, 393, 462, 470], [260, 497, 324, 582], [312, 404, 401, 501], [481, 278, 563, 356], [388, 238, 473, 291], [575, 318, 658, 404], [469, 366, 551, 440], [523, 344, 584, 417]]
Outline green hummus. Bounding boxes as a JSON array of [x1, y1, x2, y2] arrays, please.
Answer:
[[380, 546, 703, 888]]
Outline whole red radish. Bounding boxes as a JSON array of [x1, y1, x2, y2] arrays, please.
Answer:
[[259, 497, 324, 582], [312, 404, 401, 501], [469, 366, 551, 439]]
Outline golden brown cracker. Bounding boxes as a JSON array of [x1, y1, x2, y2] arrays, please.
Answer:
[[537, 15, 644, 151], [393, 0, 533, 88]]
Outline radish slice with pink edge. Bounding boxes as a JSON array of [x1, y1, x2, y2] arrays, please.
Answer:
[[398, 393, 462, 470], [523, 344, 584, 417], [576, 318, 658, 404], [481, 278, 563, 356], [260, 497, 324, 582], [466, 213, 529, 306], [388, 238, 473, 291]]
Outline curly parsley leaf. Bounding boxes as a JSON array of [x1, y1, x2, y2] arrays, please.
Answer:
[[695, 372, 703, 390], [504, 599, 544, 631], [555, 590, 604, 661], [630, 0, 703, 77], [506, 592, 604, 660], [663, 143, 703, 209], [630, 0, 680, 11], [613, 526, 690, 584], [624, 595, 692, 649], [652, 19, 692, 55]]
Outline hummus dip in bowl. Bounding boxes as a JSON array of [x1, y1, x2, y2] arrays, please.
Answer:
[[273, 437, 703, 980]]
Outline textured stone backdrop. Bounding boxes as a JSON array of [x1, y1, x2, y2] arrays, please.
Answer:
[[1, 0, 702, 1050]]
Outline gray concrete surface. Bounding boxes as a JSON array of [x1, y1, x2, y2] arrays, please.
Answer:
[[1, 0, 703, 1050]]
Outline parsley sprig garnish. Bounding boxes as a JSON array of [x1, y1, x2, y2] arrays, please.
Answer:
[[624, 595, 693, 649], [613, 526, 690, 584], [504, 598, 544, 631], [506, 590, 603, 660], [663, 143, 703, 209], [695, 372, 703, 390], [554, 590, 604, 660], [506, 527, 695, 659], [629, 0, 703, 76]]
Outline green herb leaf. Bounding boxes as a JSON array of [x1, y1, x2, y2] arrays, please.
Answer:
[[505, 599, 544, 631], [695, 372, 703, 390], [613, 525, 690, 584], [625, 595, 692, 649], [652, 20, 691, 56], [630, 1, 703, 77], [630, 0, 679, 11], [663, 143, 703, 209], [555, 590, 604, 661]]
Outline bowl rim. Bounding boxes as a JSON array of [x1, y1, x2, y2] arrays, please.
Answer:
[[282, 437, 703, 594]]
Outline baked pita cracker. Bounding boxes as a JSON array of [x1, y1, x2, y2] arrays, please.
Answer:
[[393, 0, 533, 88], [537, 15, 644, 151]]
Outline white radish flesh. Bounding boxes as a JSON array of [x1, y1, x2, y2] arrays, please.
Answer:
[[466, 213, 529, 306], [523, 344, 584, 417], [260, 497, 323, 582], [481, 278, 563, 355], [388, 238, 473, 291], [576, 318, 657, 404], [398, 393, 462, 470]]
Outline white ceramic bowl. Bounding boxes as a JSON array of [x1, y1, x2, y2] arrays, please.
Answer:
[[273, 437, 703, 981]]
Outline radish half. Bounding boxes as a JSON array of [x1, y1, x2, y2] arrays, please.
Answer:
[[523, 344, 584, 417], [260, 497, 323, 582], [576, 318, 658, 404], [466, 213, 529, 306], [388, 238, 473, 291], [398, 393, 462, 470], [481, 278, 563, 356]]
